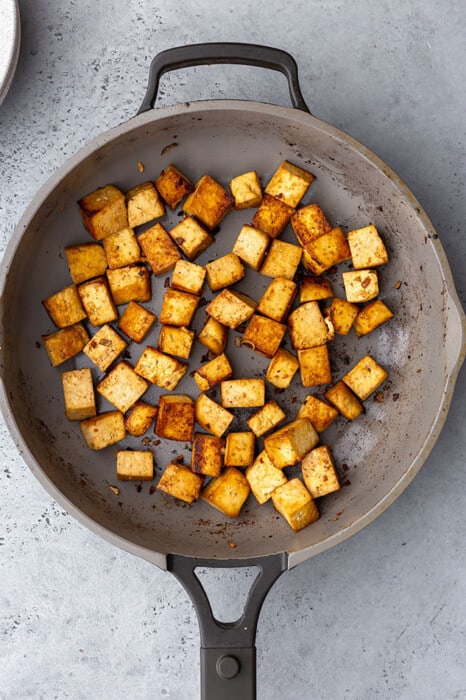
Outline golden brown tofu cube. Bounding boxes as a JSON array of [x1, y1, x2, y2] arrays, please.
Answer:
[[298, 345, 332, 387], [353, 299, 394, 337], [291, 203, 332, 248], [206, 290, 256, 329], [195, 393, 234, 437], [77, 277, 118, 326], [252, 194, 295, 238], [134, 347, 188, 390], [271, 478, 319, 531], [191, 433, 224, 477], [263, 418, 319, 469], [83, 324, 127, 372], [304, 227, 351, 274], [288, 301, 331, 350], [126, 182, 165, 228], [342, 270, 379, 303], [182, 174, 233, 230], [80, 410, 126, 450], [324, 381, 363, 420], [97, 361, 148, 413], [229, 171, 262, 209], [221, 378, 265, 408], [193, 352, 233, 391], [260, 239, 302, 280], [117, 301, 156, 343], [266, 348, 300, 389], [245, 450, 288, 505], [171, 259, 206, 295], [256, 278, 297, 322], [157, 325, 195, 359], [155, 165, 194, 210], [297, 394, 338, 433], [138, 223, 181, 276], [157, 461, 204, 504], [42, 323, 90, 367], [348, 224, 389, 269], [324, 298, 359, 335], [102, 227, 141, 269], [241, 314, 287, 359], [300, 276, 333, 302], [205, 253, 245, 291], [302, 445, 340, 498], [65, 243, 108, 284], [62, 368, 96, 421], [343, 354, 388, 400], [224, 432, 255, 467], [247, 401, 286, 437], [78, 185, 128, 241], [124, 401, 158, 436], [43, 284, 87, 328], [155, 394, 195, 441], [301, 249, 326, 276], [116, 450, 154, 481], [265, 160, 315, 208], [231, 225, 270, 270], [201, 467, 250, 518], [106, 265, 151, 306], [169, 216, 213, 260], [159, 288, 199, 327], [197, 316, 228, 355]]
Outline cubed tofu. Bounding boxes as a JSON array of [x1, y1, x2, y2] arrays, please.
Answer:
[[221, 378, 265, 408], [182, 174, 233, 230], [171, 259, 206, 295], [159, 288, 199, 327], [195, 393, 234, 437], [106, 265, 151, 306], [241, 314, 286, 358], [266, 348, 300, 389], [265, 160, 315, 208], [260, 239, 302, 280], [191, 433, 224, 477], [263, 418, 319, 469], [117, 301, 156, 343], [347, 224, 389, 269], [342, 270, 379, 303], [353, 299, 394, 337], [324, 381, 363, 420], [252, 194, 295, 238], [169, 216, 213, 260], [229, 171, 262, 209], [102, 227, 141, 269], [231, 224, 270, 270], [116, 450, 154, 480], [297, 394, 338, 433], [245, 450, 287, 505], [193, 352, 233, 391], [288, 302, 331, 350], [97, 361, 148, 413], [62, 368, 96, 421], [43, 284, 87, 328], [343, 354, 388, 400], [205, 253, 245, 291], [80, 410, 126, 450], [77, 277, 118, 326], [224, 432, 255, 467], [157, 461, 204, 504], [124, 401, 158, 436], [300, 276, 333, 302], [197, 316, 228, 355], [206, 290, 256, 329], [302, 445, 340, 498], [298, 345, 332, 387], [271, 478, 319, 531], [324, 298, 359, 335], [303, 227, 351, 274], [157, 325, 195, 359], [256, 278, 297, 322], [155, 394, 195, 441], [126, 182, 165, 227], [247, 400, 286, 437], [155, 165, 194, 210], [78, 185, 128, 241], [65, 243, 108, 284], [134, 347, 188, 390], [138, 223, 181, 276], [42, 323, 90, 367], [291, 203, 332, 248], [200, 467, 250, 518], [83, 324, 127, 372]]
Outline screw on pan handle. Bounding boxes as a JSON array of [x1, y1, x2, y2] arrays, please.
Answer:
[[137, 42, 311, 114]]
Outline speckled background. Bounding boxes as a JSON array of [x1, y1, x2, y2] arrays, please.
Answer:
[[1, 1, 465, 699]]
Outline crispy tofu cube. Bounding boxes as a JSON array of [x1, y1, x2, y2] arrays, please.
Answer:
[[182, 174, 233, 230], [256, 278, 297, 322], [266, 348, 299, 389], [298, 346, 332, 387], [191, 433, 224, 477], [265, 160, 315, 208], [229, 171, 262, 209], [247, 401, 286, 437], [245, 450, 287, 505], [77, 277, 118, 326], [324, 298, 359, 335], [342, 270, 379, 303], [117, 300, 156, 343], [291, 203, 332, 248], [241, 314, 286, 358], [65, 243, 107, 284], [43, 284, 87, 328], [260, 239, 302, 280], [102, 227, 141, 269], [159, 288, 199, 327], [197, 316, 228, 355], [106, 265, 151, 306], [232, 224, 270, 270], [157, 461, 204, 504], [288, 302, 331, 350], [138, 223, 181, 276], [343, 355, 388, 400], [224, 432, 255, 467], [157, 325, 195, 359], [206, 290, 256, 329], [302, 249, 325, 275], [300, 276, 333, 302], [297, 394, 338, 433], [169, 216, 213, 260], [348, 224, 389, 269], [193, 352, 233, 391], [171, 260, 206, 295], [200, 467, 250, 518], [155, 394, 195, 441], [97, 361, 148, 413], [205, 253, 245, 291], [324, 381, 363, 420], [124, 401, 158, 436], [78, 185, 128, 241], [195, 393, 234, 437], [302, 445, 340, 498], [42, 323, 90, 367], [83, 324, 127, 372], [62, 368, 96, 421], [116, 450, 154, 480], [263, 418, 319, 469], [252, 194, 295, 238], [126, 182, 165, 227], [303, 227, 351, 274], [155, 165, 194, 210], [80, 410, 125, 450], [271, 478, 319, 531], [221, 378, 265, 408], [353, 299, 394, 337], [134, 347, 188, 390]]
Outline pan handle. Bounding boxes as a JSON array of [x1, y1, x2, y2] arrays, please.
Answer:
[[138, 42, 311, 115], [167, 552, 287, 700]]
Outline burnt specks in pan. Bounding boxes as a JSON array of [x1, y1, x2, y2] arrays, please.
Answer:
[[161, 142, 178, 156]]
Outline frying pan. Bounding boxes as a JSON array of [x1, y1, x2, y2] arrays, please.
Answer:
[[1, 43, 465, 699]]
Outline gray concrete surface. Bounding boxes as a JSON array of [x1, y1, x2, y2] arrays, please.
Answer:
[[1, 1, 465, 698]]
